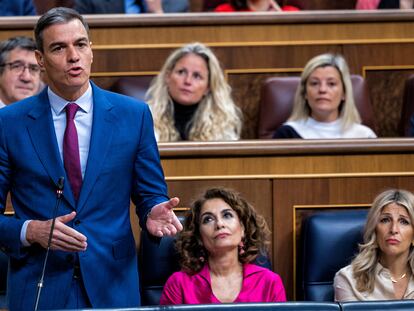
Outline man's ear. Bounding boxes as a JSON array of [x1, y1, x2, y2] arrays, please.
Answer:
[[35, 50, 44, 69]]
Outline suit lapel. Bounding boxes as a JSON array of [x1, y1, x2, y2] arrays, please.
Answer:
[[76, 83, 115, 212], [26, 89, 76, 208]]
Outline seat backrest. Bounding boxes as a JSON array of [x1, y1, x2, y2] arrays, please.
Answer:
[[61, 302, 341, 311], [398, 74, 414, 136], [301, 210, 368, 301], [340, 300, 414, 311], [138, 230, 181, 306], [257, 75, 376, 138], [109, 76, 154, 102], [157, 302, 341, 311]]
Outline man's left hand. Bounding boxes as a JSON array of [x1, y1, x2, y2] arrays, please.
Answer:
[[146, 197, 183, 237]]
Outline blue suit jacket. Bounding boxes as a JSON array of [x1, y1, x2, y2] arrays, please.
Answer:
[[0, 83, 169, 310], [0, 0, 36, 16]]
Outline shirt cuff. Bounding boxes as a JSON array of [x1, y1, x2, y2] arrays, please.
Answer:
[[20, 220, 32, 247]]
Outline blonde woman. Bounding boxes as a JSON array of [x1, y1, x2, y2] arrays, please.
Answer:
[[334, 189, 414, 301], [273, 53, 376, 139], [146, 42, 242, 142]]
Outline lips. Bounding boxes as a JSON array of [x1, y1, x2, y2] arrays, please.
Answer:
[[386, 238, 400, 245], [180, 88, 192, 95], [214, 233, 230, 239], [67, 66, 83, 76], [16, 86, 33, 91]]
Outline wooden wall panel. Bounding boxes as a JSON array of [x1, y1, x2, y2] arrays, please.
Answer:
[[365, 69, 414, 137], [166, 179, 273, 222]]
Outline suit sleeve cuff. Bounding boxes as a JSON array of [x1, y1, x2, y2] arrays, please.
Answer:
[[20, 220, 32, 247]]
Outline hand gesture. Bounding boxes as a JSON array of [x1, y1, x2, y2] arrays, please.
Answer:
[[146, 197, 183, 237], [26, 211, 87, 252]]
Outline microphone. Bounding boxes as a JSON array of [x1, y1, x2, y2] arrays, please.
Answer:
[[34, 177, 65, 311]]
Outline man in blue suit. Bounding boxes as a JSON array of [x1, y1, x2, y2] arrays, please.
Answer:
[[0, 7, 182, 310]]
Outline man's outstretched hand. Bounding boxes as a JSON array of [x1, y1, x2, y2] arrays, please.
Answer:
[[146, 197, 183, 237]]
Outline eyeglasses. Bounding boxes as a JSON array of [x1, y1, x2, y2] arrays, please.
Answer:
[[0, 61, 41, 75]]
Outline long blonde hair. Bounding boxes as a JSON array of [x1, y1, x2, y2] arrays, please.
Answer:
[[146, 42, 242, 142], [352, 189, 414, 293], [289, 53, 361, 130]]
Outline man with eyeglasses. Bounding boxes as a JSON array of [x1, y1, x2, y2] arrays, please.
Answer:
[[0, 36, 42, 107]]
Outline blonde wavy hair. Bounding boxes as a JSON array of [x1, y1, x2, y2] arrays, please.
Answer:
[[289, 53, 361, 130], [176, 188, 271, 274], [145, 42, 242, 142], [351, 189, 414, 293]]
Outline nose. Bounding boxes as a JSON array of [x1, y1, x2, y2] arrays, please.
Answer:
[[19, 66, 32, 82], [390, 221, 399, 234], [318, 82, 327, 92], [183, 74, 192, 85], [215, 217, 224, 229], [67, 45, 80, 63]]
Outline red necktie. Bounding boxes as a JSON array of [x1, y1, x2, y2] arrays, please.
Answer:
[[63, 103, 82, 201]]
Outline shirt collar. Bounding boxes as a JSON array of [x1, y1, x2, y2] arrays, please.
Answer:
[[48, 83, 93, 115]]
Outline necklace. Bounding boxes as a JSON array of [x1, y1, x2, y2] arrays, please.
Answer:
[[390, 273, 407, 283]]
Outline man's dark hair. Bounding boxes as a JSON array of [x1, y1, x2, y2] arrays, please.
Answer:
[[0, 36, 36, 74], [34, 7, 89, 52]]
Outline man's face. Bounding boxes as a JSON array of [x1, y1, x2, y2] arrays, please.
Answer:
[[0, 48, 41, 105], [35, 19, 93, 101]]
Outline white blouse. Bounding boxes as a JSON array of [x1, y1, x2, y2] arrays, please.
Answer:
[[334, 263, 414, 302], [285, 118, 377, 139]]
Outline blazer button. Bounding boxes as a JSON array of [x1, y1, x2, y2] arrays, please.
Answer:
[[66, 254, 74, 263], [74, 219, 81, 226]]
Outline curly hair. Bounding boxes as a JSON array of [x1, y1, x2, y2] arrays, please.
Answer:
[[289, 53, 361, 130], [145, 42, 242, 142], [176, 188, 271, 274], [351, 189, 414, 293]]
